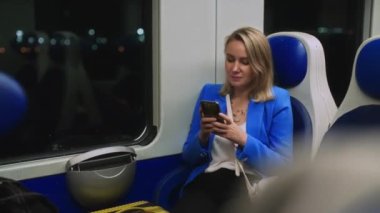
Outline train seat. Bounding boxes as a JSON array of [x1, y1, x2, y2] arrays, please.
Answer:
[[0, 72, 27, 135], [266, 36, 380, 213], [319, 35, 380, 153], [268, 32, 337, 161]]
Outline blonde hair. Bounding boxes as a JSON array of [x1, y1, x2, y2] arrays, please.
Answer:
[[220, 27, 274, 102]]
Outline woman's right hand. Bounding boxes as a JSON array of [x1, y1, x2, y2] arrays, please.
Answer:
[[198, 116, 217, 145]]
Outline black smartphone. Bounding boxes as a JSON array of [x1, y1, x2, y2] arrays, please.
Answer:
[[200, 100, 224, 123]]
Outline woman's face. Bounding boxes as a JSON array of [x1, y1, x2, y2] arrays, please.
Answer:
[[225, 40, 254, 92]]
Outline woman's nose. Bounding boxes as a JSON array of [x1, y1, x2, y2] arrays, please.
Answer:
[[232, 61, 240, 71]]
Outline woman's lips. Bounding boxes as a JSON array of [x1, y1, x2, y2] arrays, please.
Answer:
[[230, 76, 242, 81]]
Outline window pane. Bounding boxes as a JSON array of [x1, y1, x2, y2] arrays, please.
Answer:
[[0, 0, 154, 164]]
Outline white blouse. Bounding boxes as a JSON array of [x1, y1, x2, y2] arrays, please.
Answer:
[[205, 122, 246, 173]]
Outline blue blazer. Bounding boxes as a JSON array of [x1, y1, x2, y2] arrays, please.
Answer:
[[182, 83, 293, 186]]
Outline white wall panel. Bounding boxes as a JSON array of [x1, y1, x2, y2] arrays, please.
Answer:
[[216, 0, 264, 83], [371, 0, 380, 36], [137, 0, 217, 159]]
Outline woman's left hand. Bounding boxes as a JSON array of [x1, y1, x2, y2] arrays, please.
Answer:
[[212, 113, 247, 147]]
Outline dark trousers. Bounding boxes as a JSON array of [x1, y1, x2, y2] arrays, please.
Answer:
[[172, 168, 250, 213]]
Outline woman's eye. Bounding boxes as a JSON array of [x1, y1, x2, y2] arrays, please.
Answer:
[[226, 57, 234, 62], [240, 59, 249, 65]]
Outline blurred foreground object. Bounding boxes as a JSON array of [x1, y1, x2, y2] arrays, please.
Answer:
[[253, 130, 380, 213]]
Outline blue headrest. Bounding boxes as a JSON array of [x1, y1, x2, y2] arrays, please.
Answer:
[[356, 38, 380, 99], [269, 35, 308, 88], [0, 72, 27, 135]]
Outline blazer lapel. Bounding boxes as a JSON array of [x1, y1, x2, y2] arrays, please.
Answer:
[[246, 100, 264, 137]]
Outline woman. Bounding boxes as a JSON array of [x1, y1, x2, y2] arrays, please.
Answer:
[[173, 27, 293, 213]]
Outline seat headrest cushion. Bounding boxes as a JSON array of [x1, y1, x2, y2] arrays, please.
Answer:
[[269, 35, 307, 88], [356, 38, 380, 99]]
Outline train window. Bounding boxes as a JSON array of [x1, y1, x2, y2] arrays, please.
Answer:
[[0, 0, 154, 164], [264, 0, 366, 106]]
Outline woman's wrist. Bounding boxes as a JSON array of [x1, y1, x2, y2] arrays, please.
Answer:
[[237, 132, 247, 148], [198, 132, 209, 146]]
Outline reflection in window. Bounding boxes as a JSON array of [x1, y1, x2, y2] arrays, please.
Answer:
[[0, 0, 154, 163]]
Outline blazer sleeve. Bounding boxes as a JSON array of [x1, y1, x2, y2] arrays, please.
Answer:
[[236, 89, 293, 175], [182, 84, 212, 166]]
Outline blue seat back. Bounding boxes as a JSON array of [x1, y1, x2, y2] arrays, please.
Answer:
[[290, 97, 313, 160]]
